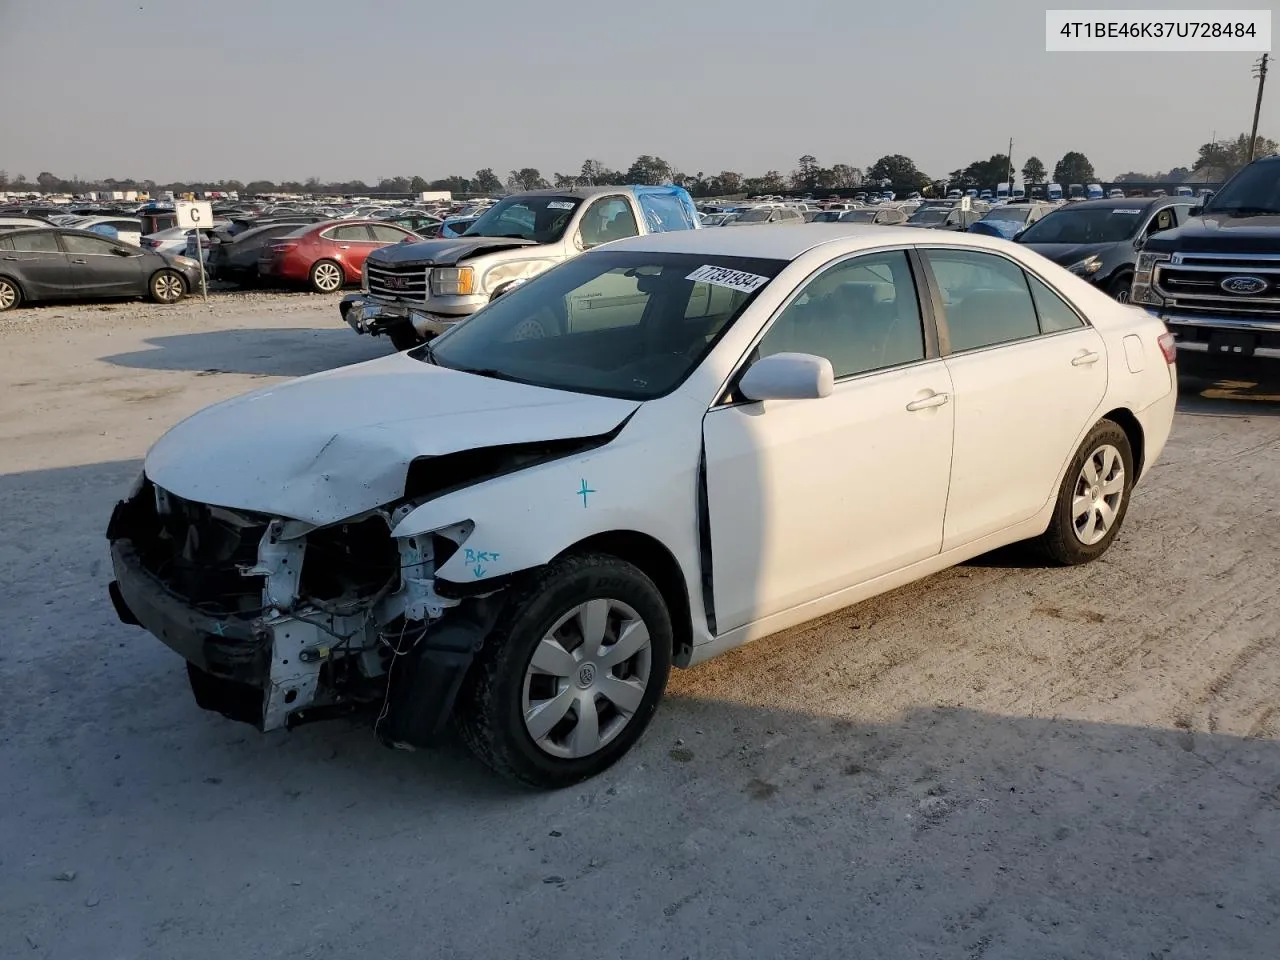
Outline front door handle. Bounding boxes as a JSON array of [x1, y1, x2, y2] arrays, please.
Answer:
[[1, 256, 17, 261], [70, 258, 87, 264], [339, 245, 350, 250], [906, 392, 950, 411], [1072, 350, 1101, 366]]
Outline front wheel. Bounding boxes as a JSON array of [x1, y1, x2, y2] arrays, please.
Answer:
[[1035, 419, 1134, 565], [456, 553, 673, 788], [386, 324, 422, 352], [1108, 271, 1134, 303], [309, 259, 345, 293], [149, 270, 186, 304]]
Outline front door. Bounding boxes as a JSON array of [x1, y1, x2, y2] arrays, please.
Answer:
[[702, 249, 955, 633], [2, 231, 71, 298], [920, 247, 1109, 550], [62, 233, 145, 296]]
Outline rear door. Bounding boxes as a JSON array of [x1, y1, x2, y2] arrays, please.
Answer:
[[1, 231, 71, 299], [62, 232, 145, 296], [324, 223, 379, 279], [920, 246, 1108, 550]]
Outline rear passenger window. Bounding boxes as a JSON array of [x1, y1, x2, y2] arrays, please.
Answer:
[[926, 249, 1040, 352], [327, 224, 372, 242], [1026, 274, 1083, 333], [369, 224, 413, 242], [754, 250, 925, 378], [12, 231, 61, 253]]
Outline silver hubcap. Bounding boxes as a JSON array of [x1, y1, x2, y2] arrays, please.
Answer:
[[522, 598, 652, 759], [155, 274, 181, 301], [0, 282, 14, 310], [1072, 443, 1125, 545], [314, 263, 342, 291]]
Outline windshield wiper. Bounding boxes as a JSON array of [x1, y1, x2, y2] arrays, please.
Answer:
[[447, 365, 535, 385]]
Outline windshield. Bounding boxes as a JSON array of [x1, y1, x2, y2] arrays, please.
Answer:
[[422, 250, 786, 400], [1204, 161, 1280, 215], [736, 209, 774, 223], [460, 195, 582, 242], [839, 211, 877, 223], [1016, 206, 1145, 244], [909, 208, 951, 224], [981, 206, 1032, 224]]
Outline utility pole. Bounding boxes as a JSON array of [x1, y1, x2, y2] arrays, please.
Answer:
[[1248, 53, 1269, 164], [1007, 137, 1014, 196]]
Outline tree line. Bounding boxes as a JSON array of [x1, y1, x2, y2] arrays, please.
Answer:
[[3, 133, 1270, 199]]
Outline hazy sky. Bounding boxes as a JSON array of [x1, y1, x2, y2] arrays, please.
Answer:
[[0, 0, 1271, 183]]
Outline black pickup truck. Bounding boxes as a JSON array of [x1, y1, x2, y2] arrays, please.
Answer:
[[1132, 154, 1280, 356]]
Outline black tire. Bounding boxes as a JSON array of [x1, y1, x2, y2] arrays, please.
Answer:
[[309, 259, 345, 293], [1107, 271, 1134, 303], [386, 324, 422, 352], [149, 269, 186, 304], [0, 276, 21, 312], [1035, 419, 1135, 565], [456, 552, 673, 788]]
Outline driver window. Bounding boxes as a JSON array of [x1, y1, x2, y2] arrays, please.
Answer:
[[1148, 208, 1175, 234], [752, 250, 925, 379], [578, 197, 638, 249]]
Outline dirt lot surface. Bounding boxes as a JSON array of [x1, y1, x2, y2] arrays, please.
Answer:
[[3, 293, 1280, 959]]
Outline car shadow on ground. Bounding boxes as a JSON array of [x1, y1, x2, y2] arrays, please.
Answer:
[[1177, 347, 1280, 418], [99, 327, 391, 378], [3, 458, 1279, 957]]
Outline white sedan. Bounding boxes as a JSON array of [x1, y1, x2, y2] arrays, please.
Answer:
[[107, 226, 1177, 787]]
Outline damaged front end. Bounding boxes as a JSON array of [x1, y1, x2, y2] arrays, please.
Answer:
[[106, 475, 498, 746]]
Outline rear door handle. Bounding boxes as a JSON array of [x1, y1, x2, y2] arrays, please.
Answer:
[[1072, 350, 1101, 366], [906, 392, 950, 411], [1, 256, 17, 261], [70, 258, 87, 264], [339, 245, 350, 250]]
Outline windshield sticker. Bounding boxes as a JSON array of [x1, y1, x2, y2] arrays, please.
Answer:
[[546, 201, 575, 210], [686, 264, 771, 293], [1113, 209, 1142, 215]]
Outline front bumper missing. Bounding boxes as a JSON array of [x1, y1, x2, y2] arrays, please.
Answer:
[[108, 537, 328, 730], [106, 494, 493, 745]]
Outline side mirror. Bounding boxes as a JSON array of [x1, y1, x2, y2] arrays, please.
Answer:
[[1133, 234, 1146, 250], [738, 352, 834, 402]]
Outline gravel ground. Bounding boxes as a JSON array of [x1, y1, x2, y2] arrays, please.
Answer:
[[3, 293, 1280, 960]]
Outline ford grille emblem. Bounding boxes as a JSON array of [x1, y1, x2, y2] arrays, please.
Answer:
[[1221, 275, 1268, 295]]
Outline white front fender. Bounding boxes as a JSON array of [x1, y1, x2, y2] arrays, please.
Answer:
[[389, 427, 703, 595]]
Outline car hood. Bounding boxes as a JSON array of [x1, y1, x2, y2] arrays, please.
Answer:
[[1021, 241, 1125, 266], [1144, 213, 1280, 254], [143, 352, 640, 526], [369, 236, 541, 267]]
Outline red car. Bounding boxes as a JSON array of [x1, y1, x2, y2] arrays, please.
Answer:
[[258, 220, 418, 293]]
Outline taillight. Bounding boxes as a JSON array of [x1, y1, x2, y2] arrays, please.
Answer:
[[1157, 331, 1177, 364]]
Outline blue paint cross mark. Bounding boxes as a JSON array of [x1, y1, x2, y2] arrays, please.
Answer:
[[578, 478, 595, 508], [211, 621, 225, 637]]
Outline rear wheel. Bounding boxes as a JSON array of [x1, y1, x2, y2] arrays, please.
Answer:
[[1035, 419, 1134, 565], [0, 277, 21, 312], [149, 270, 186, 304], [309, 259, 344, 293], [456, 553, 673, 788]]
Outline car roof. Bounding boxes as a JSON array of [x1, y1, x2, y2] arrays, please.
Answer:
[[604, 224, 1020, 259], [1054, 197, 1173, 212]]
